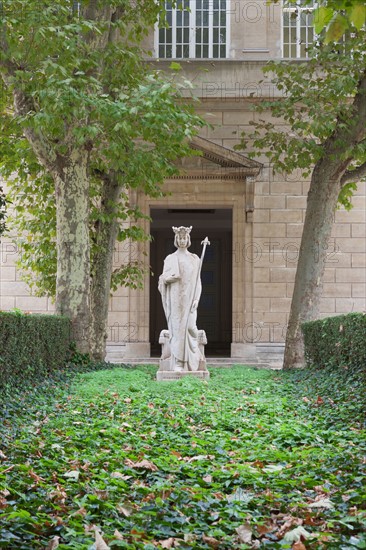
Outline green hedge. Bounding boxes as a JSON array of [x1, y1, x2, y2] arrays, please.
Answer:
[[302, 312, 366, 369], [0, 311, 72, 386]]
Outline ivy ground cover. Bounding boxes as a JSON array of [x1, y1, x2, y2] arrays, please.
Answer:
[[0, 365, 365, 549]]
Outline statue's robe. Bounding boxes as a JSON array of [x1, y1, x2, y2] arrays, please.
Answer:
[[158, 250, 202, 371]]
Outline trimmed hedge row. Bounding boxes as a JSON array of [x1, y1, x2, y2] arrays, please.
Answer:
[[302, 312, 366, 369], [0, 311, 72, 386]]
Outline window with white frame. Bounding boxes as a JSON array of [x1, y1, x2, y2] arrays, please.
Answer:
[[283, 0, 315, 58], [158, 0, 228, 59]]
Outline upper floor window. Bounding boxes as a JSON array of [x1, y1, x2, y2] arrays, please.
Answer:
[[282, 0, 315, 58], [158, 0, 228, 59]]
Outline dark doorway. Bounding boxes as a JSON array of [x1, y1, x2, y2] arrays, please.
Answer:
[[150, 208, 232, 356]]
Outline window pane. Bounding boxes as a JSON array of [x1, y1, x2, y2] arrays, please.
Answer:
[[159, 0, 227, 60]]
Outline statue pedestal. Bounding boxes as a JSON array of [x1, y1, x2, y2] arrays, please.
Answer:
[[157, 370, 210, 381], [156, 329, 210, 381]]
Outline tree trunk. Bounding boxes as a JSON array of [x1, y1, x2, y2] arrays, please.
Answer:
[[283, 73, 366, 369], [283, 166, 341, 369], [54, 151, 91, 354], [90, 173, 122, 361]]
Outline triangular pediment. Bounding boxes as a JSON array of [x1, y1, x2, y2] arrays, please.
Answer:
[[189, 136, 262, 174]]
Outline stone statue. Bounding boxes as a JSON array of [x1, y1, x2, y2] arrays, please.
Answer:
[[157, 226, 209, 376]]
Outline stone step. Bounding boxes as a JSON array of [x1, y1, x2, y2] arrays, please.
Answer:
[[105, 356, 282, 369]]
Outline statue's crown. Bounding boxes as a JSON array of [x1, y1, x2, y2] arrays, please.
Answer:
[[172, 226, 192, 235]]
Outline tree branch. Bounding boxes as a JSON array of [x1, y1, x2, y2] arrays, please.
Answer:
[[12, 85, 58, 172], [341, 161, 366, 185], [324, 71, 366, 160], [313, 71, 366, 183]]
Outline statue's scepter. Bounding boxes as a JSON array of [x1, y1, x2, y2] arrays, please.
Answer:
[[182, 236, 210, 371], [190, 237, 210, 314]]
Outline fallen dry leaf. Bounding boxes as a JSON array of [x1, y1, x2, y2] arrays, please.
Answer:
[[292, 542, 307, 550], [125, 458, 158, 471], [94, 489, 109, 500], [111, 471, 132, 480], [236, 523, 252, 544], [160, 537, 175, 548], [203, 475, 212, 483], [308, 498, 334, 510], [117, 504, 133, 517], [95, 530, 110, 550], [74, 507, 87, 517], [114, 530, 124, 540], [29, 470, 44, 483], [257, 523, 273, 536], [202, 534, 221, 548], [63, 470, 80, 481], [171, 450, 182, 458], [283, 526, 311, 543], [0, 497, 8, 509], [45, 536, 60, 550]]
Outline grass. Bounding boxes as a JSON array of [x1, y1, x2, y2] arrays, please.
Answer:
[[0, 364, 365, 549]]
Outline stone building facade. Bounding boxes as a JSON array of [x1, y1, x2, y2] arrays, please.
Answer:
[[0, 1, 365, 363]]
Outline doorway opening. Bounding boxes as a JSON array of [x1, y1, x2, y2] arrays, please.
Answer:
[[149, 208, 232, 356]]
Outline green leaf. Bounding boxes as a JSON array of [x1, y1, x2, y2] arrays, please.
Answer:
[[325, 13, 349, 43], [314, 6, 333, 34], [169, 61, 182, 71], [350, 3, 366, 30]]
